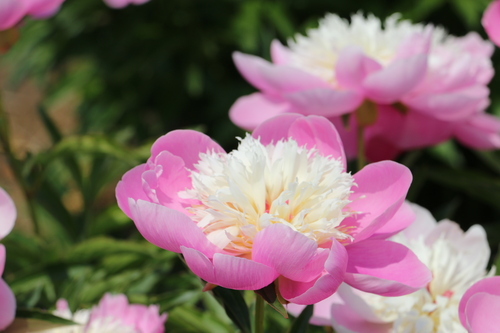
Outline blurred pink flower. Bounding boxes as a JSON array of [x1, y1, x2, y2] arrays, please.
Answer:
[[0, 188, 16, 330], [0, 0, 64, 30], [116, 114, 431, 304], [54, 294, 167, 333], [482, 0, 500, 47], [289, 204, 492, 332], [459, 276, 500, 333], [103, 0, 150, 9], [230, 13, 497, 161]]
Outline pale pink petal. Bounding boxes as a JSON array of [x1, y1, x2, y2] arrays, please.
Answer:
[[370, 201, 415, 240], [394, 31, 431, 59], [279, 240, 348, 304], [287, 292, 344, 326], [288, 115, 347, 168], [454, 113, 500, 149], [0, 188, 16, 240], [229, 93, 293, 131], [459, 276, 500, 327], [0, 278, 16, 330], [283, 88, 363, 117], [396, 110, 452, 149], [270, 39, 292, 65], [129, 199, 219, 256], [328, 116, 358, 160], [464, 293, 500, 333], [331, 302, 391, 333], [342, 161, 412, 242], [336, 283, 386, 323], [252, 224, 327, 282], [0, 0, 25, 30], [336, 46, 382, 90], [404, 86, 489, 121], [233, 52, 329, 95], [116, 164, 150, 219], [363, 54, 428, 104], [482, 0, 500, 47], [104, 0, 150, 9], [252, 113, 303, 145], [344, 240, 432, 296], [401, 203, 437, 239], [181, 247, 278, 290], [150, 130, 224, 170]]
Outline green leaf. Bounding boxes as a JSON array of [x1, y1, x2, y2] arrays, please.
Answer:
[[427, 141, 464, 169], [15, 309, 75, 325], [212, 287, 252, 333], [289, 304, 313, 333]]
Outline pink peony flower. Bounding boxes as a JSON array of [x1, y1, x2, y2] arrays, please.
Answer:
[[459, 276, 500, 333], [53, 294, 167, 333], [116, 114, 431, 304], [482, 0, 500, 47], [230, 13, 498, 161], [103, 0, 150, 9], [0, 187, 17, 330], [0, 0, 65, 30], [289, 203, 492, 332]]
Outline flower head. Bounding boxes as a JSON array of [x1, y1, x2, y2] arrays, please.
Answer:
[[0, 0, 65, 30], [53, 294, 167, 333], [459, 276, 500, 333], [230, 13, 497, 161], [292, 203, 492, 332], [116, 114, 430, 304], [0, 187, 16, 330], [482, 0, 500, 47]]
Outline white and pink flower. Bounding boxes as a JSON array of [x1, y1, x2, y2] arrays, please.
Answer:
[[53, 293, 167, 333], [0, 188, 17, 330], [230, 13, 497, 161], [116, 114, 431, 304]]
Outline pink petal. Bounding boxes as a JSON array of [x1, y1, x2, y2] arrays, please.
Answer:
[[252, 113, 303, 145], [336, 47, 382, 90], [0, 278, 16, 330], [401, 203, 437, 240], [181, 247, 278, 290], [233, 52, 329, 95], [0, 188, 16, 241], [344, 240, 432, 296], [459, 276, 500, 327], [116, 164, 150, 219], [0, 245, 5, 276], [129, 199, 219, 256], [270, 39, 292, 65], [0, 0, 25, 30], [396, 109, 452, 149], [369, 201, 415, 240], [482, 0, 500, 47], [103, 0, 150, 8], [283, 88, 363, 117], [363, 54, 428, 104], [403, 86, 489, 121], [287, 292, 344, 326], [252, 224, 328, 282], [464, 293, 500, 333], [24, 0, 64, 18], [328, 116, 358, 160], [229, 93, 293, 131], [343, 161, 412, 242], [288, 115, 347, 168], [454, 113, 500, 149], [150, 130, 224, 170], [279, 239, 348, 305], [331, 302, 391, 333]]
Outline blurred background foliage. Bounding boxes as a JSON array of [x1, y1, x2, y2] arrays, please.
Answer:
[[1, 0, 500, 331]]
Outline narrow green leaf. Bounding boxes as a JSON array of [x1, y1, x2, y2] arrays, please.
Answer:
[[15, 309, 75, 325], [212, 287, 251, 333], [289, 305, 313, 333]]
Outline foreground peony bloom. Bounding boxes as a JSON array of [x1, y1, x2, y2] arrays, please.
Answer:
[[0, 0, 65, 30], [230, 13, 497, 161], [0, 188, 17, 330], [53, 293, 167, 333], [458, 276, 500, 333], [482, 0, 500, 47], [103, 0, 150, 9], [289, 204, 492, 332], [116, 114, 431, 304]]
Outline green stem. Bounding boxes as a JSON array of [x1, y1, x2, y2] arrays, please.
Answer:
[[254, 294, 265, 333], [356, 125, 366, 171], [0, 92, 40, 235]]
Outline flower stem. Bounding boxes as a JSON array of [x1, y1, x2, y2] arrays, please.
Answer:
[[356, 125, 366, 171], [254, 294, 265, 333]]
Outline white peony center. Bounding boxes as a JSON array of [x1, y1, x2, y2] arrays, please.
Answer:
[[286, 13, 447, 86], [181, 135, 355, 256]]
